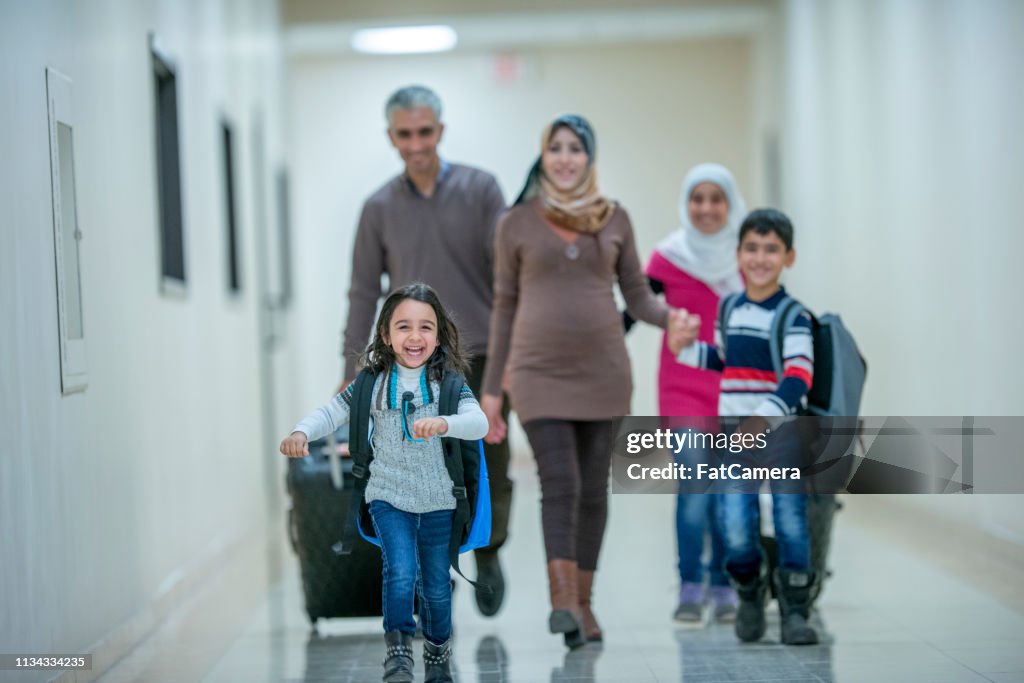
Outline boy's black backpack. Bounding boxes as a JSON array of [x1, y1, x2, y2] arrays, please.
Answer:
[[718, 293, 867, 418], [720, 292, 867, 492], [335, 367, 491, 587]]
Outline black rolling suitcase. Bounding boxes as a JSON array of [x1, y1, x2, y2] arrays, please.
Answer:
[[286, 425, 383, 624], [759, 417, 860, 606]]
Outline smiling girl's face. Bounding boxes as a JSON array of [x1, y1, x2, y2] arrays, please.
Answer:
[[688, 182, 729, 235], [386, 299, 438, 369]]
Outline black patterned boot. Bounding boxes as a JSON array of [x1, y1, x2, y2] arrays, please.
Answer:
[[382, 631, 414, 683], [423, 639, 454, 683]]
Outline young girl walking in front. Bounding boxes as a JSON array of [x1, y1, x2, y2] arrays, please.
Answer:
[[280, 283, 488, 683]]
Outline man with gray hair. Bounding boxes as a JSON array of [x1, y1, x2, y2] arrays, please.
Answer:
[[341, 85, 512, 617]]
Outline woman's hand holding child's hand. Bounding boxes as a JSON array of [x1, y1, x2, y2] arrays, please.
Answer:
[[667, 309, 701, 355], [412, 417, 448, 440], [667, 307, 686, 330], [280, 432, 309, 458]]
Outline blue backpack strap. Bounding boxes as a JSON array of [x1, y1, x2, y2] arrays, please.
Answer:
[[717, 293, 741, 359], [334, 369, 377, 555], [438, 371, 488, 591], [769, 296, 808, 381]]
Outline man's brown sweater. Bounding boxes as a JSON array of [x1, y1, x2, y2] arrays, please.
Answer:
[[343, 163, 505, 381]]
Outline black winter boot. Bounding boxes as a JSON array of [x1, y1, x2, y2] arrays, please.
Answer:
[[382, 631, 414, 683], [728, 567, 768, 643], [424, 638, 454, 683], [774, 568, 819, 645], [475, 550, 505, 617]]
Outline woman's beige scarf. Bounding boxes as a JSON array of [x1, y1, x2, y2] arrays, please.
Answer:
[[537, 167, 615, 234], [535, 124, 615, 234]]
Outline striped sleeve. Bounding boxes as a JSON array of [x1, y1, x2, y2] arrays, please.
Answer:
[[753, 310, 814, 416], [444, 382, 488, 440], [676, 340, 725, 373], [710, 312, 726, 372], [458, 382, 477, 403], [292, 384, 354, 442]]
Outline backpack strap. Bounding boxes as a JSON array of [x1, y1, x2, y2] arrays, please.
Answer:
[[769, 296, 806, 381], [717, 293, 741, 359], [438, 371, 487, 591], [334, 368, 376, 556]]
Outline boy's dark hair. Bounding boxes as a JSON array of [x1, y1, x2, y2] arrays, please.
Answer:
[[738, 208, 795, 251], [360, 282, 469, 381]]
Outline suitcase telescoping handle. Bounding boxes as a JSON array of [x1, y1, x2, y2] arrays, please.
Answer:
[[326, 429, 344, 490]]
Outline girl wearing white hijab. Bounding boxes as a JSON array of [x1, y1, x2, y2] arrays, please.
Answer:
[[643, 163, 747, 624], [656, 163, 746, 298]]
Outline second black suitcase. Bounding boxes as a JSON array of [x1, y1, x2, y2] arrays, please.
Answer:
[[286, 427, 383, 624]]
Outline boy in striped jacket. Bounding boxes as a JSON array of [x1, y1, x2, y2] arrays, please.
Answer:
[[668, 208, 818, 646]]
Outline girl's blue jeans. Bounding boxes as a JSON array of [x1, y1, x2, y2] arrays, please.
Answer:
[[368, 500, 453, 645]]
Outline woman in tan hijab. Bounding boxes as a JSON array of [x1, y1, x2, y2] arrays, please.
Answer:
[[481, 114, 679, 648]]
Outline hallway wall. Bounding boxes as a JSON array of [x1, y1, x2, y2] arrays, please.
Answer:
[[0, 1, 286, 677], [777, 0, 1024, 542], [779, 0, 1024, 416]]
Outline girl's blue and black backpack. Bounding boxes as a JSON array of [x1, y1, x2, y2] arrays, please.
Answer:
[[335, 367, 492, 587]]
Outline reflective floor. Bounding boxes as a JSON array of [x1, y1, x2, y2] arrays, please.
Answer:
[[95, 464, 1024, 683]]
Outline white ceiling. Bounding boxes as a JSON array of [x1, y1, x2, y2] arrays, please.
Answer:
[[284, 4, 774, 57], [281, 0, 773, 24]]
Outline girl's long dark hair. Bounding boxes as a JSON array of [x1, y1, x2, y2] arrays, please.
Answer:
[[359, 282, 470, 382]]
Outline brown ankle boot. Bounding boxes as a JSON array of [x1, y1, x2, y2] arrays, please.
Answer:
[[578, 569, 603, 642], [546, 559, 586, 649]]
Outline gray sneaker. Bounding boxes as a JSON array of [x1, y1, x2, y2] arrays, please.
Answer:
[[709, 585, 739, 623], [673, 582, 705, 624]]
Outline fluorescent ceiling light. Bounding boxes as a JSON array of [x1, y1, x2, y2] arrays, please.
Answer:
[[351, 25, 458, 54]]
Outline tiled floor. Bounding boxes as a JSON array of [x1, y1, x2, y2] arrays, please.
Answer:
[[95, 463, 1024, 683]]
